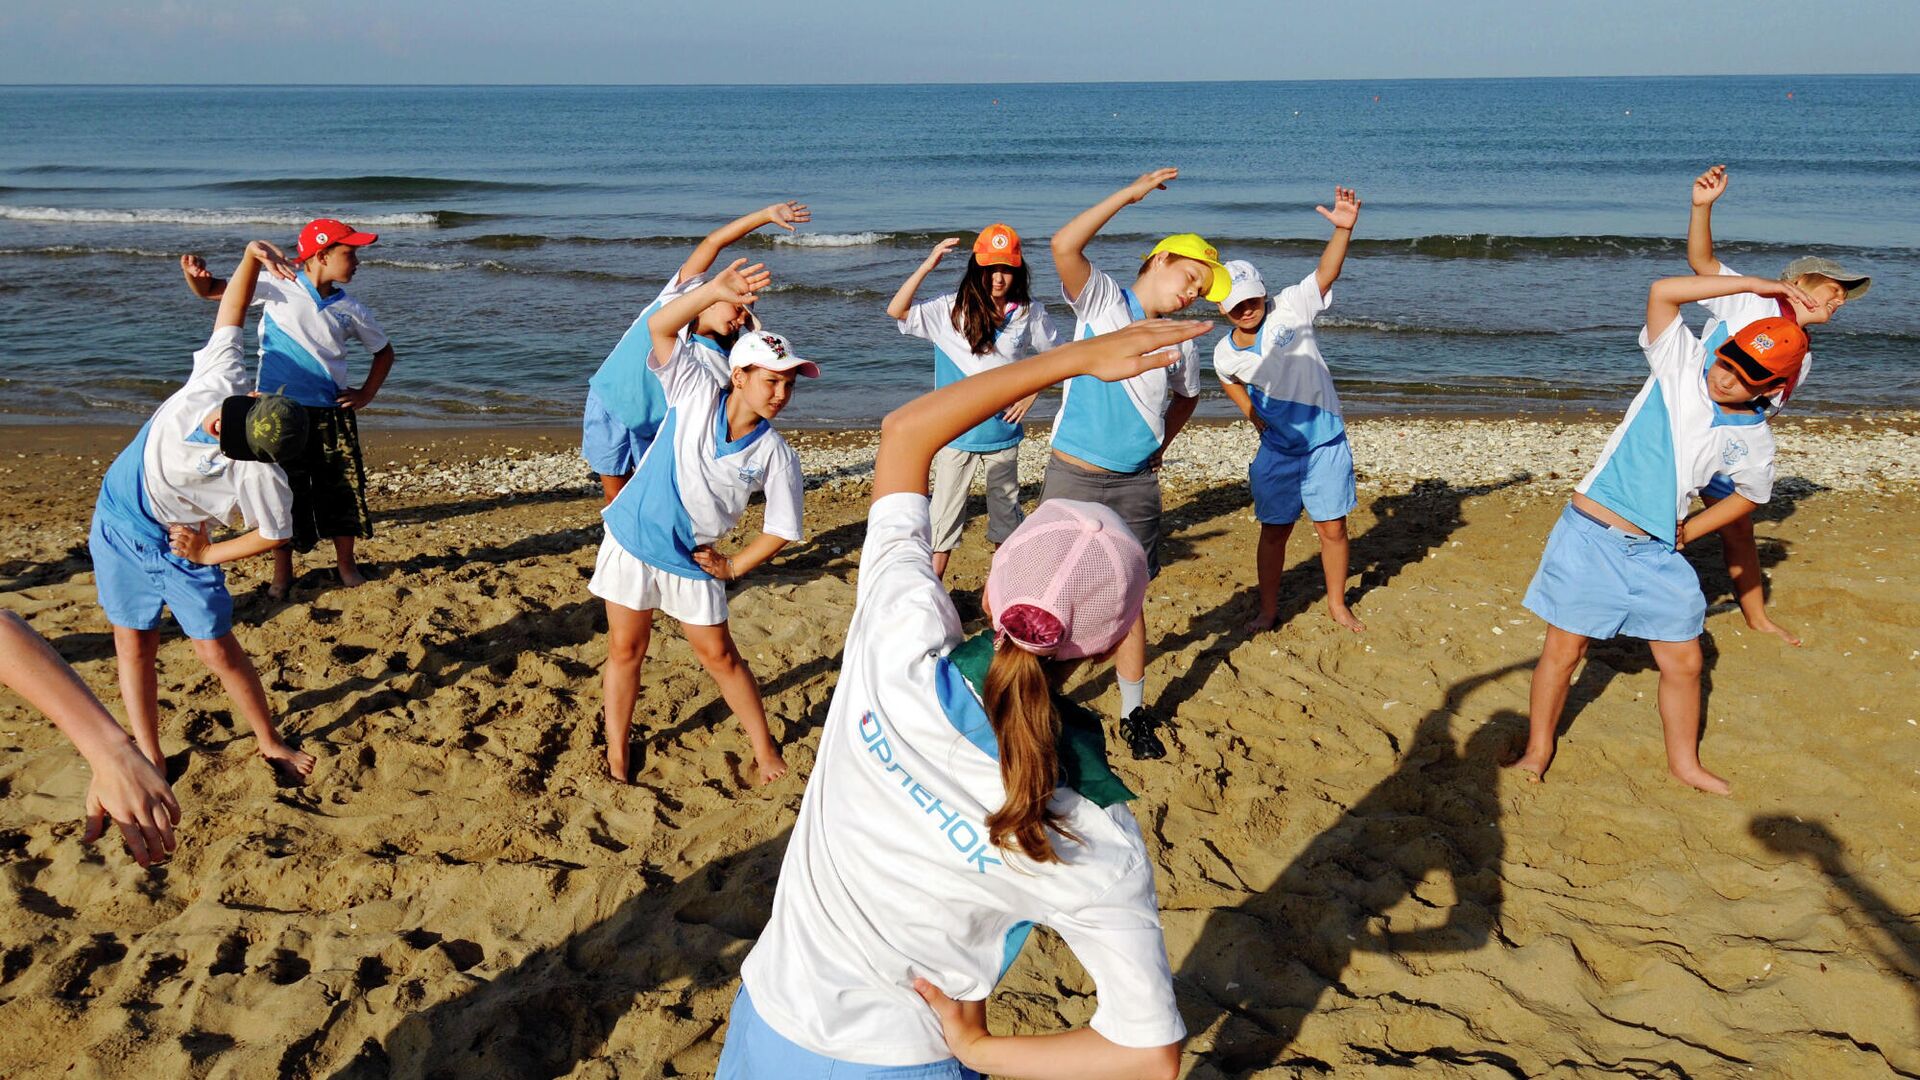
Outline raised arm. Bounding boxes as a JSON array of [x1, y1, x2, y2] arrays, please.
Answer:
[[875, 319, 1212, 502], [1646, 273, 1809, 340], [678, 201, 809, 280], [214, 241, 293, 330], [887, 238, 962, 320], [1313, 186, 1361, 295], [1052, 168, 1180, 303], [0, 611, 179, 866], [1687, 165, 1728, 276], [648, 258, 770, 367], [184, 243, 294, 305]]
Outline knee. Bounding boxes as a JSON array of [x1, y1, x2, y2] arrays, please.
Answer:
[[192, 635, 241, 670], [1315, 519, 1349, 543], [1660, 647, 1704, 681], [1538, 635, 1586, 670], [607, 631, 648, 667], [691, 634, 741, 673]]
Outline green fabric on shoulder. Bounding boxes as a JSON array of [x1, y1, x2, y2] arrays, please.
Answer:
[[947, 632, 1135, 809]]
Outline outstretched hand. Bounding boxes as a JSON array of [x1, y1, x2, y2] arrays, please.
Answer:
[[1692, 165, 1729, 207], [1316, 186, 1362, 230], [1124, 167, 1180, 204], [710, 258, 772, 305], [82, 743, 180, 867], [925, 236, 963, 265], [1085, 319, 1212, 383], [1750, 276, 1814, 311], [245, 239, 297, 281], [911, 977, 988, 1065], [764, 200, 811, 232]]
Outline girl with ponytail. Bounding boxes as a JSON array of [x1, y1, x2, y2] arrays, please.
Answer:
[[722, 317, 1208, 1079], [886, 226, 1062, 580]]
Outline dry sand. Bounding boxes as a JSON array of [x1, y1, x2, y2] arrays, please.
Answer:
[[0, 419, 1916, 1079]]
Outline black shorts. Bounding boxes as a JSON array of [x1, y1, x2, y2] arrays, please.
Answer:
[[284, 406, 373, 551]]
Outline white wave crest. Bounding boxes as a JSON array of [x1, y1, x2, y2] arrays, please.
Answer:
[[0, 244, 175, 259], [770, 231, 889, 247], [365, 258, 467, 271], [0, 206, 439, 227]]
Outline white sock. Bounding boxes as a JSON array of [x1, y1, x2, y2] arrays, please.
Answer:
[[1118, 676, 1146, 718]]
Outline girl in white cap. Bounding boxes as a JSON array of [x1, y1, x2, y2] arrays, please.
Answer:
[[720, 317, 1210, 1079], [591, 259, 816, 786], [886, 224, 1061, 580]]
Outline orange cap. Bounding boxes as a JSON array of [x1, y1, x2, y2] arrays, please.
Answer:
[[1715, 316, 1808, 386], [973, 223, 1022, 268]]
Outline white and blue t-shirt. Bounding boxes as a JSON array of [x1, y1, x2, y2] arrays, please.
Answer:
[[1695, 262, 1814, 404], [95, 326, 294, 543], [897, 294, 1061, 453], [587, 272, 733, 434], [739, 492, 1185, 1066], [1576, 316, 1776, 546], [250, 272, 388, 408], [1211, 272, 1344, 455], [1051, 268, 1202, 473], [600, 336, 803, 578]]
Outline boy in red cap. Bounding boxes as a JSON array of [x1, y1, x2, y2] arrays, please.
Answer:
[[181, 217, 393, 596], [1685, 165, 1872, 646], [1510, 268, 1815, 795]]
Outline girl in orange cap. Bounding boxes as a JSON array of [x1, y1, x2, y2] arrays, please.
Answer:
[[886, 226, 1062, 580]]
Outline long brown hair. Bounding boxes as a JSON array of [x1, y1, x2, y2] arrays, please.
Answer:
[[951, 256, 1031, 357], [983, 642, 1075, 863]]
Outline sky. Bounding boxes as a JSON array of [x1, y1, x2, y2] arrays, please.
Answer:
[[1, 1, 1915, 85]]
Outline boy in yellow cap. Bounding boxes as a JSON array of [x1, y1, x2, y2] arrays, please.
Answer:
[[1047, 167, 1228, 759]]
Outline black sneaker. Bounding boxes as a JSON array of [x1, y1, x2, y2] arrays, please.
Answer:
[[1119, 707, 1167, 760]]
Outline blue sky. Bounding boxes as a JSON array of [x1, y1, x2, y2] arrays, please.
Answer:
[[2, 1, 1915, 84]]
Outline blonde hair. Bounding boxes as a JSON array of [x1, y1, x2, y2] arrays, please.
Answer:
[[982, 644, 1076, 862]]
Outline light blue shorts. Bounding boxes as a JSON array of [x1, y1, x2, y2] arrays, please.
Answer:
[[1701, 473, 1735, 500], [1523, 505, 1705, 642], [580, 388, 655, 478], [89, 514, 233, 640], [718, 986, 983, 1080], [1250, 436, 1357, 525]]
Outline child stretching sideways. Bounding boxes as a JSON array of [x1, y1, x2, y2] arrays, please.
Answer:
[[96, 242, 317, 782], [1214, 186, 1367, 634], [591, 260, 811, 785], [1509, 270, 1814, 794]]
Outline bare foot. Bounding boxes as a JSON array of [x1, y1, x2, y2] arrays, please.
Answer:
[[1241, 610, 1280, 635], [337, 565, 368, 588], [267, 580, 291, 601], [259, 741, 316, 782], [606, 741, 631, 784], [1502, 745, 1552, 783], [1670, 763, 1731, 795], [1329, 604, 1367, 633], [1748, 617, 1801, 647], [756, 751, 790, 785]]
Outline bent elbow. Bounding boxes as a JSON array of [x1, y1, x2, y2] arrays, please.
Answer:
[[1144, 1042, 1182, 1080]]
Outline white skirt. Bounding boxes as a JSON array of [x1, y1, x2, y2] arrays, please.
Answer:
[[589, 530, 729, 626]]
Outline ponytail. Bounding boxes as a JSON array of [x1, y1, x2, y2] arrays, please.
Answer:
[[983, 642, 1075, 863]]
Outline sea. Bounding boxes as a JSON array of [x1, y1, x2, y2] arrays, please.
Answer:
[[1, 76, 1915, 428]]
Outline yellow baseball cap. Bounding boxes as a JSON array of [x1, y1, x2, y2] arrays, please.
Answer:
[[1141, 234, 1231, 302]]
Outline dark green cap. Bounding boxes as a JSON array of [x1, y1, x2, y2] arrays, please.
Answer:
[[219, 394, 308, 463]]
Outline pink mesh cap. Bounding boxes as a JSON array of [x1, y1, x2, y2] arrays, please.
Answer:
[[985, 500, 1148, 660]]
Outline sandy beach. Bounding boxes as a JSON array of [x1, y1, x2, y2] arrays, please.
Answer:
[[1, 414, 1917, 1079]]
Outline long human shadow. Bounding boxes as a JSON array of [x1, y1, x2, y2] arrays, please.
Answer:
[[1174, 661, 1531, 1074], [1152, 475, 1529, 721], [1749, 816, 1920, 1038]]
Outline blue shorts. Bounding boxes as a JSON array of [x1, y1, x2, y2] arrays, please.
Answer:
[[89, 514, 233, 640], [1701, 473, 1735, 500], [580, 388, 655, 477], [1523, 505, 1705, 642], [1250, 436, 1357, 525], [718, 986, 982, 1080]]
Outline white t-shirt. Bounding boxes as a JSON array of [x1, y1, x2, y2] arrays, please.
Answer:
[[587, 271, 732, 430], [142, 326, 294, 539], [1211, 272, 1345, 454], [251, 272, 388, 408], [1051, 268, 1202, 473], [898, 293, 1061, 453], [1576, 316, 1775, 545], [739, 493, 1185, 1066], [1695, 262, 1813, 404], [600, 336, 804, 578]]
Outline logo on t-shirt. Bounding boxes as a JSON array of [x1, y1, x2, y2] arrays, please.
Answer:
[[1721, 439, 1750, 468], [193, 450, 226, 478], [737, 464, 763, 485], [1271, 327, 1296, 350], [858, 710, 1003, 874]]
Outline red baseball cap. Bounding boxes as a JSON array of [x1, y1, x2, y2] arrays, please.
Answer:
[[1715, 316, 1808, 387], [297, 218, 378, 262]]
